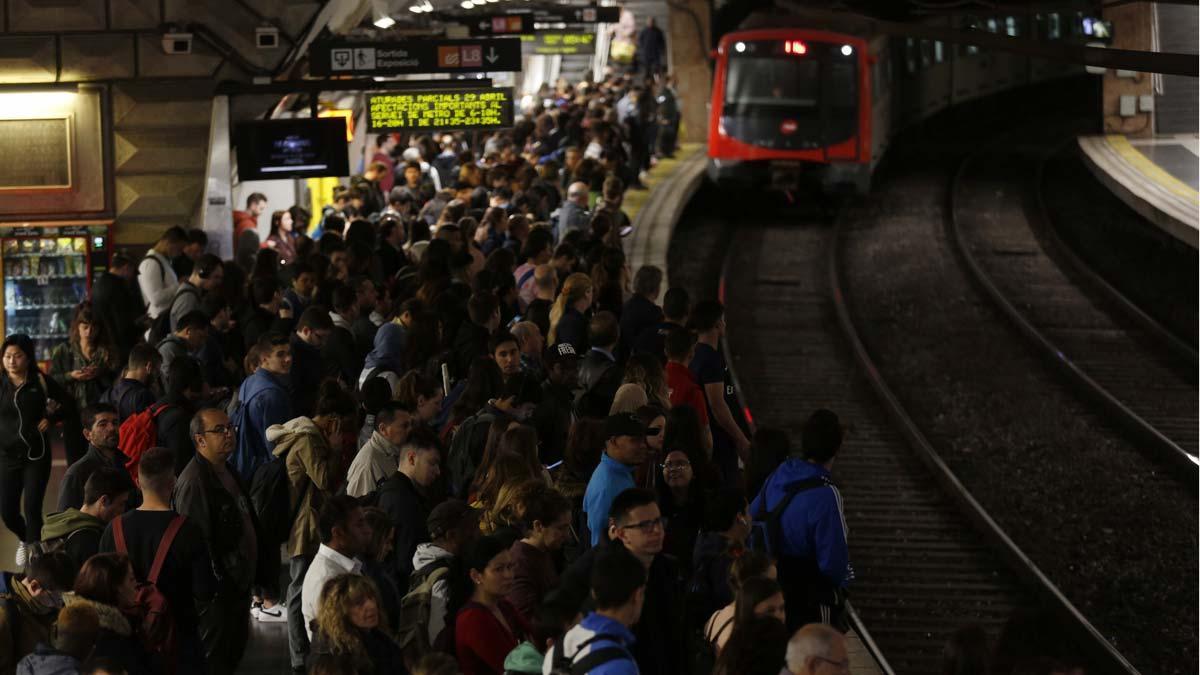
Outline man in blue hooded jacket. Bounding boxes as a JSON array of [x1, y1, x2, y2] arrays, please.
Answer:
[[749, 408, 851, 631], [231, 332, 293, 484]]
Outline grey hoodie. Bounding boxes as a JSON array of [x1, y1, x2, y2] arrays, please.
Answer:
[[412, 542, 454, 647]]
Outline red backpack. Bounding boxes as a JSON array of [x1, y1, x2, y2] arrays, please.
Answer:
[[112, 513, 183, 672], [118, 403, 173, 486]]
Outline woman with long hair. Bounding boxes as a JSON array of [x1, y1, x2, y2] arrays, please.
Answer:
[[712, 614, 789, 675], [66, 553, 155, 675], [401, 310, 443, 375], [361, 506, 403, 632], [656, 448, 703, 569], [471, 452, 539, 517], [705, 559, 782, 653], [310, 574, 402, 674], [507, 483, 573, 617], [624, 354, 670, 411], [0, 334, 67, 565], [495, 425, 550, 485], [265, 209, 298, 264], [454, 534, 531, 675], [546, 273, 592, 348], [50, 303, 118, 414], [589, 246, 629, 317]]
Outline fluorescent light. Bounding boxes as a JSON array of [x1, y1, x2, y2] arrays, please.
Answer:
[[407, 5, 421, 12], [841, 44, 853, 56], [374, 15, 396, 26], [461, 1, 473, 7]]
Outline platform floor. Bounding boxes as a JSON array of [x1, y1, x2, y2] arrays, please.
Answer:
[[1078, 134, 1199, 248]]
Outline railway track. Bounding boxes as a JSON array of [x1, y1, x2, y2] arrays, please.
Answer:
[[716, 217, 1034, 674], [949, 132, 1199, 478]]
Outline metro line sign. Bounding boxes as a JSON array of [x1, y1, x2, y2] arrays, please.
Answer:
[[310, 38, 522, 76]]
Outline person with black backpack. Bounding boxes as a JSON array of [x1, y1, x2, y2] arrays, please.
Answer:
[[546, 545, 644, 675], [99, 446, 215, 675], [747, 409, 850, 633], [136, 227, 186, 342], [266, 382, 357, 669]]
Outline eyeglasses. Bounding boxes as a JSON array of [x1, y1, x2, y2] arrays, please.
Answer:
[[202, 425, 236, 436], [620, 517, 664, 533], [663, 460, 691, 471], [812, 655, 850, 672]]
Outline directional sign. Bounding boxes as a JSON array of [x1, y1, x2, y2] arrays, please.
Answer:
[[520, 32, 596, 56], [467, 14, 532, 37], [528, 5, 620, 24], [311, 38, 522, 76], [367, 88, 515, 132]]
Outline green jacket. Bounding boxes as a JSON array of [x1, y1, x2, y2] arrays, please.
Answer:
[[268, 417, 339, 558], [41, 508, 104, 541]]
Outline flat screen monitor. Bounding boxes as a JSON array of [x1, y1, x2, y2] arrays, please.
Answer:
[[235, 118, 349, 181]]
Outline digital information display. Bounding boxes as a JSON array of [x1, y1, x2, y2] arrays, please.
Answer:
[[235, 118, 349, 181], [520, 32, 596, 55], [367, 88, 515, 132]]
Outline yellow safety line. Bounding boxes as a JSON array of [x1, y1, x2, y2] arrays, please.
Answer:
[[1106, 135, 1199, 203]]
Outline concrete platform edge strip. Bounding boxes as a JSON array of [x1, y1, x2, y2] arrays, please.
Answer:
[[1077, 136, 1199, 249]]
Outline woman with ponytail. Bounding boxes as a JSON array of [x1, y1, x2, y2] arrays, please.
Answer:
[[546, 272, 593, 348]]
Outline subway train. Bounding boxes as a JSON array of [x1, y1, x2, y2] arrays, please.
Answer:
[[706, 8, 1098, 193]]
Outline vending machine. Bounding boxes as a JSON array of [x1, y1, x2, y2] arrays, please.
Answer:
[[1, 222, 112, 364]]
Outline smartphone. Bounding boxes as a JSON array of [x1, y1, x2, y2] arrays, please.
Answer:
[[545, 460, 564, 471]]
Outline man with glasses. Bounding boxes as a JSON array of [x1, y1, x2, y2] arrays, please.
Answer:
[[784, 624, 849, 674], [175, 407, 262, 674], [583, 413, 656, 546], [554, 487, 687, 675]]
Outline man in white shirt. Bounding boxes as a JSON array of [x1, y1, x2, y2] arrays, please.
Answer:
[[300, 495, 371, 642], [138, 226, 187, 339]]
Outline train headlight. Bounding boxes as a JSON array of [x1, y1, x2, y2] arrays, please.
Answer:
[[841, 44, 854, 56], [735, 41, 746, 53]]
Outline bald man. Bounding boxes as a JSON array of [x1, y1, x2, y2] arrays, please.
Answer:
[[785, 624, 849, 675], [556, 181, 591, 240]]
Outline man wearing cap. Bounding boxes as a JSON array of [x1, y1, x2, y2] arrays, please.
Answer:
[[533, 343, 581, 467], [410, 499, 481, 649], [582, 413, 656, 546], [749, 409, 851, 631]]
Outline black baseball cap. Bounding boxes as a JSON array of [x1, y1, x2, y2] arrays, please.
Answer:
[[604, 412, 660, 439], [544, 342, 580, 366]]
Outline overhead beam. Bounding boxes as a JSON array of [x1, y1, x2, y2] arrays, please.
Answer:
[[776, 2, 1197, 76]]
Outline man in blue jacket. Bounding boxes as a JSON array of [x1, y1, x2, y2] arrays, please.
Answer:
[[546, 545, 644, 675], [231, 332, 293, 484], [749, 408, 851, 631]]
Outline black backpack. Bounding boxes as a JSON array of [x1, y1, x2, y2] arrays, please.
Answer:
[[446, 410, 496, 497], [748, 476, 831, 558], [248, 448, 309, 540], [148, 283, 198, 344], [547, 633, 630, 675]]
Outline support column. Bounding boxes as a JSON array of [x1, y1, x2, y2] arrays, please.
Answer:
[[200, 95, 234, 258], [667, 0, 711, 143], [1101, 2, 1155, 137]]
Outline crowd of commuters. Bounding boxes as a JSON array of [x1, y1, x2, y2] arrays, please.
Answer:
[[0, 70, 1084, 675]]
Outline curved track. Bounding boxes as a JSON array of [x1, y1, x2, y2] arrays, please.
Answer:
[[949, 130, 1199, 477], [718, 217, 1035, 673]]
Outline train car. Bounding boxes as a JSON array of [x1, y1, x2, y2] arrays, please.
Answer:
[[707, 9, 1093, 194]]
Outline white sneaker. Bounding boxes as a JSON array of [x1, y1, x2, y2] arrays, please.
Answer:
[[255, 605, 287, 623], [14, 542, 27, 569]]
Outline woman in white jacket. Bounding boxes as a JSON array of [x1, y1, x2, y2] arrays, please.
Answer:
[[137, 227, 187, 336]]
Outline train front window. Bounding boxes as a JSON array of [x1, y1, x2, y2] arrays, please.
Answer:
[[721, 40, 858, 150]]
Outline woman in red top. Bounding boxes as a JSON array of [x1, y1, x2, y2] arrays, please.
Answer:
[[455, 534, 531, 675]]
